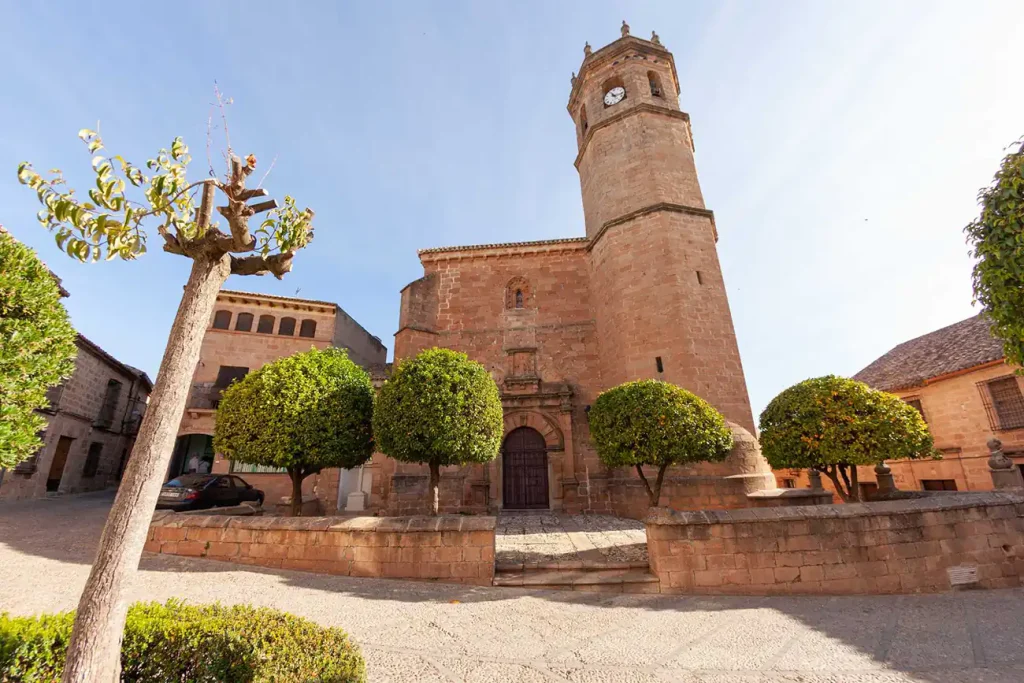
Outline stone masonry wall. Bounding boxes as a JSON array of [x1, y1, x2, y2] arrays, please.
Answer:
[[146, 513, 496, 585], [646, 492, 1024, 595]]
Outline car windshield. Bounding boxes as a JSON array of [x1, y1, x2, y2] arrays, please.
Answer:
[[164, 475, 216, 489]]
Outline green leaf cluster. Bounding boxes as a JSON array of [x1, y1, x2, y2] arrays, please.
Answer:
[[0, 230, 77, 468], [965, 139, 1024, 367], [373, 348, 504, 468], [588, 380, 733, 469], [0, 599, 366, 682], [214, 347, 374, 473], [758, 375, 934, 470]]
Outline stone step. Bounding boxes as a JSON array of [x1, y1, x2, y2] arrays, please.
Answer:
[[493, 567, 660, 593], [495, 559, 649, 572]]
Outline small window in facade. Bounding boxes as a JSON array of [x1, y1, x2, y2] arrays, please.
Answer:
[[580, 105, 589, 134], [505, 277, 531, 310], [515, 290, 524, 309], [83, 442, 103, 478], [235, 312, 253, 332], [781, 478, 796, 489], [278, 317, 296, 336], [904, 398, 926, 422], [94, 380, 122, 430], [648, 70, 663, 98], [257, 315, 275, 334], [655, 357, 664, 373], [299, 319, 317, 338], [921, 479, 958, 491], [983, 376, 1024, 430], [212, 310, 232, 329], [214, 366, 249, 388]]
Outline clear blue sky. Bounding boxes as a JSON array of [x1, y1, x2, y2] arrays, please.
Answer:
[[2, 1, 1022, 417]]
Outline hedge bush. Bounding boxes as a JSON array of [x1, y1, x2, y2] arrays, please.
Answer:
[[0, 600, 366, 682]]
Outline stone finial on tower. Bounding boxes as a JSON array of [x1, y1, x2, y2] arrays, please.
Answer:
[[621, 20, 630, 37], [651, 30, 661, 45], [583, 42, 592, 57], [571, 71, 577, 86]]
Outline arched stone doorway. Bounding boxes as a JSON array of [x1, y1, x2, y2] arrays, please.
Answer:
[[502, 427, 549, 510]]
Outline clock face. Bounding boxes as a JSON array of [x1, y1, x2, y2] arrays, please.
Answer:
[[604, 86, 626, 106]]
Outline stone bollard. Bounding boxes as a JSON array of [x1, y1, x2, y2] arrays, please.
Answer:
[[987, 437, 1024, 489], [808, 469, 824, 491], [874, 462, 897, 494]]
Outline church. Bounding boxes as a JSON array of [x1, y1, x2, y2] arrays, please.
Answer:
[[367, 25, 776, 517]]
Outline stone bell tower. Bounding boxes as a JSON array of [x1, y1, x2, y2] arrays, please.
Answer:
[[569, 23, 757, 434]]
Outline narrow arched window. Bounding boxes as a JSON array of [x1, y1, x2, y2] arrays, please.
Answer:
[[212, 310, 231, 330], [257, 315, 275, 334], [515, 290, 524, 309], [278, 317, 296, 336], [235, 312, 253, 332], [580, 105, 588, 133], [506, 277, 531, 310], [648, 71, 663, 98], [299, 319, 317, 338]]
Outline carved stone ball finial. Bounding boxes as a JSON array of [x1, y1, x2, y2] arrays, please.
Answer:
[[988, 437, 1013, 470], [621, 20, 630, 37], [874, 462, 891, 475], [651, 30, 661, 45], [584, 42, 592, 57]]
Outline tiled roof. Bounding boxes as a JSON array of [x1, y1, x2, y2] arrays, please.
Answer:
[[418, 237, 588, 255], [853, 313, 1006, 391], [219, 289, 338, 309], [76, 334, 154, 391]]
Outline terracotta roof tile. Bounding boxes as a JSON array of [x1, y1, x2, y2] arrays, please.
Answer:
[[853, 313, 1005, 391], [418, 237, 588, 255]]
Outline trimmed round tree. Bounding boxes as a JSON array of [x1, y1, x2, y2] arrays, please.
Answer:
[[965, 139, 1024, 366], [214, 347, 374, 516], [373, 348, 503, 515], [758, 375, 934, 501], [0, 228, 77, 468], [589, 380, 734, 507]]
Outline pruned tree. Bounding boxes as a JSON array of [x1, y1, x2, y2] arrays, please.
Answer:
[[588, 379, 733, 507], [0, 227, 78, 468], [758, 375, 934, 501], [373, 348, 503, 515], [214, 348, 375, 517], [965, 139, 1024, 366], [17, 125, 314, 682]]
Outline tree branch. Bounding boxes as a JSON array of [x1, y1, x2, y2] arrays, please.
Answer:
[[230, 251, 295, 279]]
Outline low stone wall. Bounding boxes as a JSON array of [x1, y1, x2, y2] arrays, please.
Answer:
[[146, 512, 495, 585], [646, 492, 1024, 595], [606, 473, 774, 520]]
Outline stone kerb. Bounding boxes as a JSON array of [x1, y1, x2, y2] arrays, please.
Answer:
[[145, 513, 496, 585], [645, 492, 1024, 595]]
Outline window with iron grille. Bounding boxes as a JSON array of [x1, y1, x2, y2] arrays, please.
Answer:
[[978, 376, 1024, 430], [904, 397, 926, 422], [94, 380, 122, 430]]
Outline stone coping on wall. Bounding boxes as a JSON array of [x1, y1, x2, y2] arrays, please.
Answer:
[[146, 512, 496, 585], [645, 492, 1024, 595]]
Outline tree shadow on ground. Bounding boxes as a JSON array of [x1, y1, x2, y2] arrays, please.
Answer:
[[5, 493, 1024, 681]]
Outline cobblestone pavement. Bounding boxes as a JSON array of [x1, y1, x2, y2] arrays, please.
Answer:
[[4, 493, 1024, 682], [496, 513, 649, 567]]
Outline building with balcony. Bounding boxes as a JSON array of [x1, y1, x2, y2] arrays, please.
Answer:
[[172, 289, 386, 509], [0, 334, 153, 501]]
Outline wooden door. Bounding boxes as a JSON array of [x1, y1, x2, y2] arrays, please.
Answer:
[[47, 436, 74, 492], [502, 427, 549, 510]]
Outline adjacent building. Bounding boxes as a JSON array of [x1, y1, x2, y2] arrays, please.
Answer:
[[173, 289, 386, 509], [0, 334, 152, 501], [780, 313, 1023, 495], [367, 27, 775, 516]]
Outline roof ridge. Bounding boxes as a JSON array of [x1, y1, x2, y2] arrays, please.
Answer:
[[418, 236, 589, 255]]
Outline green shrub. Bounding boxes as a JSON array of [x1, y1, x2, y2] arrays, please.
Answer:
[[589, 379, 733, 507], [758, 375, 935, 501], [0, 228, 77, 468], [0, 600, 366, 682], [373, 347, 503, 514]]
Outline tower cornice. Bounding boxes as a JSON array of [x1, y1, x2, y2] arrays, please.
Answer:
[[573, 103, 691, 169], [567, 35, 680, 113]]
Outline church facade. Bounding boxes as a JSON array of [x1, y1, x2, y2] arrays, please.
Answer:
[[369, 27, 775, 517]]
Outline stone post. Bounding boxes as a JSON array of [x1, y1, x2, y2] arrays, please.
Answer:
[[987, 438, 1024, 489], [874, 462, 897, 494], [808, 469, 823, 491]]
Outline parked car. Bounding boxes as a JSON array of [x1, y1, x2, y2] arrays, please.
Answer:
[[157, 474, 265, 511]]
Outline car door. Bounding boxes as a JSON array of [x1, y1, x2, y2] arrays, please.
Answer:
[[209, 476, 235, 507], [230, 476, 256, 503]]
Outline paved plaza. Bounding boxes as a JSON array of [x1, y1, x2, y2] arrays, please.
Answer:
[[496, 513, 649, 569], [3, 494, 1024, 682]]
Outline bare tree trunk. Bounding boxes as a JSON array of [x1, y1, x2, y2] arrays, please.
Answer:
[[849, 465, 861, 502], [289, 466, 304, 517], [428, 461, 440, 516], [60, 252, 231, 683], [635, 464, 669, 507], [822, 465, 850, 503]]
